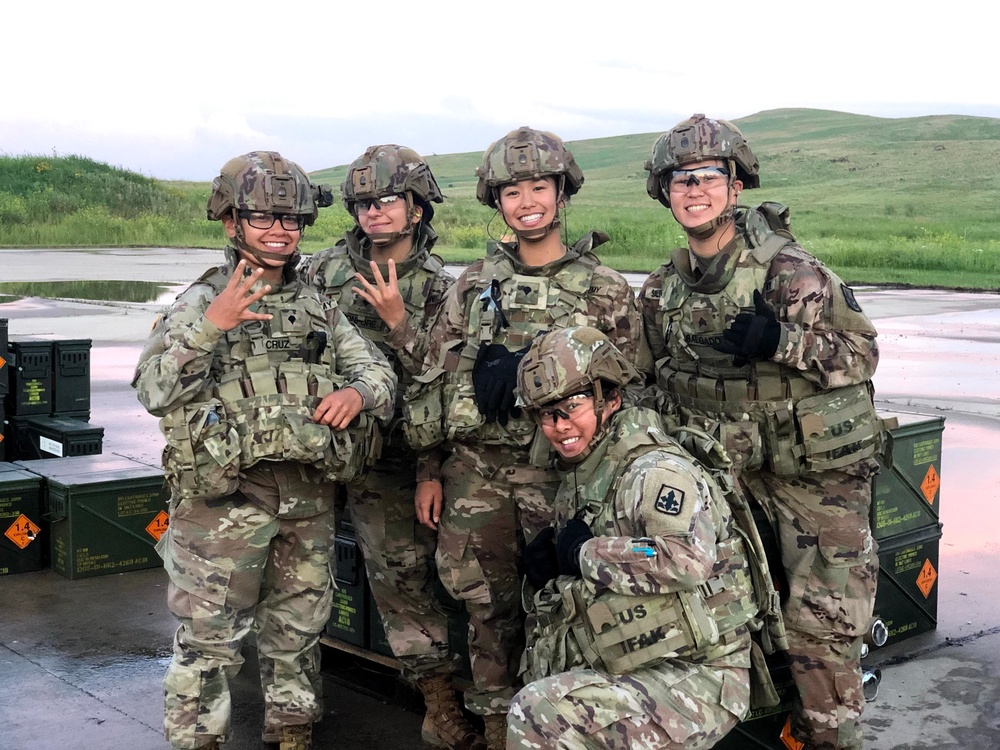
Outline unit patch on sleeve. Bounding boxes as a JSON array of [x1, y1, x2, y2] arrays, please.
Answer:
[[654, 485, 685, 516], [841, 283, 863, 312]]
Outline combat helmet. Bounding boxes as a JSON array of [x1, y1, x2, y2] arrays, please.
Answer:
[[475, 126, 585, 209], [206, 151, 333, 266], [207, 151, 331, 226], [517, 326, 640, 437], [645, 114, 760, 209], [342, 145, 444, 241]]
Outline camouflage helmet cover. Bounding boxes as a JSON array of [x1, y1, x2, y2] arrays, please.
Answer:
[[475, 126, 585, 208], [516, 326, 640, 410], [206, 151, 330, 225], [645, 114, 760, 206], [341, 144, 444, 211]]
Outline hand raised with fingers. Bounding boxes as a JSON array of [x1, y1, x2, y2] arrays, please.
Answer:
[[354, 259, 405, 331], [415, 480, 443, 530], [205, 260, 274, 331]]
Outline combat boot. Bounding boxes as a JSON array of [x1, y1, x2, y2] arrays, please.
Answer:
[[417, 674, 487, 750], [277, 723, 312, 750], [482, 713, 507, 750]]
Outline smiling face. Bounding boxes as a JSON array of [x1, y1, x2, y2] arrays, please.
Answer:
[[222, 214, 301, 274], [356, 193, 420, 244], [538, 389, 622, 460], [667, 158, 742, 233], [498, 177, 559, 235]]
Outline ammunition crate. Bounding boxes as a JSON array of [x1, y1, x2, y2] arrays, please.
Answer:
[[5, 338, 53, 416], [8, 416, 104, 460], [873, 412, 944, 540], [873, 523, 942, 646], [52, 339, 92, 419], [14, 453, 152, 478], [0, 464, 44, 576], [1, 403, 6, 462], [325, 532, 369, 648], [16, 455, 169, 580], [368, 592, 394, 658]]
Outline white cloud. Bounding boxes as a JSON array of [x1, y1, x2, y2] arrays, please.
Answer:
[[3, 0, 995, 179]]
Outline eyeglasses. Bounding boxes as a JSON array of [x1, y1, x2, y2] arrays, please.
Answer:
[[353, 194, 402, 215], [666, 166, 730, 192], [238, 211, 306, 231], [536, 391, 594, 426]]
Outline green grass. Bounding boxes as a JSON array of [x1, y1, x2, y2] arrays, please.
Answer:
[[3, 109, 1000, 290]]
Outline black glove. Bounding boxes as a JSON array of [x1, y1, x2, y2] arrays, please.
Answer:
[[555, 518, 594, 578], [521, 526, 559, 589], [713, 289, 781, 367], [472, 344, 528, 425]]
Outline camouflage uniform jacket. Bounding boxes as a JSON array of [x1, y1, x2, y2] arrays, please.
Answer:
[[638, 207, 882, 476], [133, 248, 396, 514], [525, 407, 754, 682], [409, 231, 646, 473], [299, 224, 454, 452]]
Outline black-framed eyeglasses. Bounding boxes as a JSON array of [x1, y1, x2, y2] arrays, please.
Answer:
[[352, 194, 402, 215], [238, 210, 306, 231], [666, 166, 730, 192]]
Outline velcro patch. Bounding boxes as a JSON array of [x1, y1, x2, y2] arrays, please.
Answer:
[[841, 283, 863, 312], [654, 485, 685, 516]]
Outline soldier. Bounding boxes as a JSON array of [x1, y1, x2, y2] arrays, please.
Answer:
[[638, 115, 884, 750], [508, 326, 756, 749], [405, 127, 648, 749], [298, 145, 481, 750], [133, 151, 396, 750]]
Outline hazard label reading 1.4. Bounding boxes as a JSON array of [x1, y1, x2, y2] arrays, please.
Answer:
[[5, 514, 41, 550], [145, 510, 169, 541], [916, 558, 938, 598], [921, 464, 940, 505]]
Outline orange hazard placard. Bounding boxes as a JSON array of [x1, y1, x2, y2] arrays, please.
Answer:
[[5, 514, 41, 550], [0, 355, 6, 369], [145, 511, 169, 541], [780, 717, 804, 750], [921, 464, 940, 505], [916, 558, 938, 598]]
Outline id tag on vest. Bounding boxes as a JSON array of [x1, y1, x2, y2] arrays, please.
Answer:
[[508, 275, 548, 311]]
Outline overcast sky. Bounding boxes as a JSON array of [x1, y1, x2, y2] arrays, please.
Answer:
[[4, 0, 994, 181]]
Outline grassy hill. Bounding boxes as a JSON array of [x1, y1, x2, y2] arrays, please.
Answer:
[[3, 109, 999, 288]]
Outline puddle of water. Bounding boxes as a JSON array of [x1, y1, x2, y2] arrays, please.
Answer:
[[0, 280, 183, 305]]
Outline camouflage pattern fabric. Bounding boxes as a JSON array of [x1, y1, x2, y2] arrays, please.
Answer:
[[638, 211, 880, 750], [348, 454, 455, 677], [133, 253, 395, 748], [414, 233, 648, 715], [300, 229, 457, 678], [509, 407, 751, 748], [158, 462, 334, 748], [436, 443, 560, 715]]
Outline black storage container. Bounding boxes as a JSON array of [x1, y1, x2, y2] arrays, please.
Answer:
[[52, 339, 92, 419], [325, 532, 369, 648], [873, 412, 944, 541], [5, 338, 53, 416], [0, 463, 45, 575], [6, 415, 103, 460], [0, 318, 8, 396]]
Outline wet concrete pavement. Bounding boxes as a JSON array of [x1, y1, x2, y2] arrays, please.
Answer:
[[2, 248, 1000, 748]]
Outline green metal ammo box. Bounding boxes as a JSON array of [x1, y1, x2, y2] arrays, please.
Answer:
[[873, 523, 942, 646], [873, 412, 944, 541], [0, 463, 44, 576], [0, 318, 8, 397], [16, 455, 169, 580], [324, 532, 369, 648], [16, 416, 104, 460]]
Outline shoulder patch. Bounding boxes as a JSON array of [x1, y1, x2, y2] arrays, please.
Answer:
[[841, 283, 863, 313], [654, 485, 685, 516]]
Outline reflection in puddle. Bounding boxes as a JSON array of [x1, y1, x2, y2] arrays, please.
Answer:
[[0, 280, 183, 305]]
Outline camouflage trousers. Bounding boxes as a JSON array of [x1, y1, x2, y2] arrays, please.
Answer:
[[435, 443, 559, 716], [346, 452, 455, 679], [742, 461, 879, 750], [158, 462, 335, 749], [508, 663, 749, 749]]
